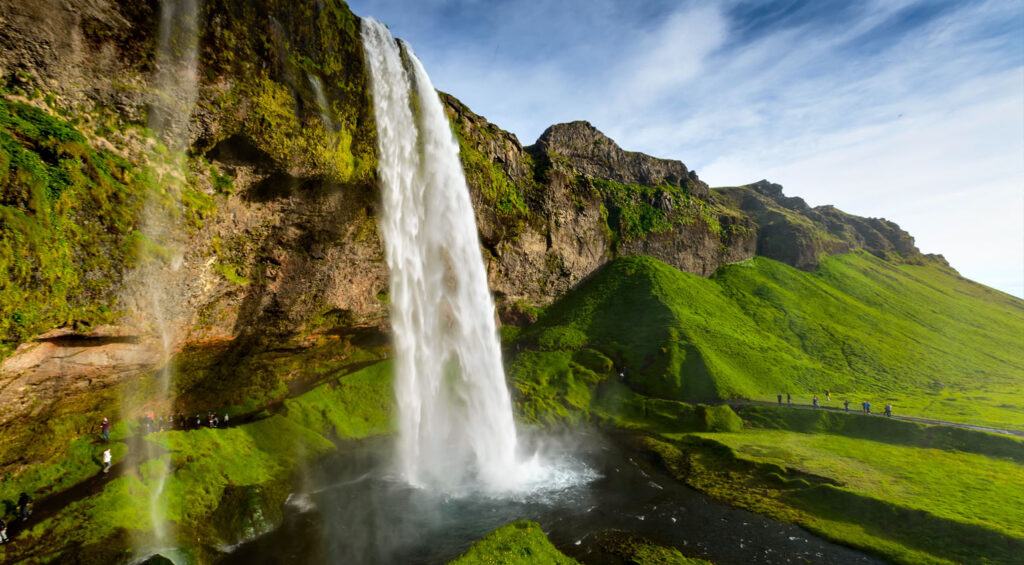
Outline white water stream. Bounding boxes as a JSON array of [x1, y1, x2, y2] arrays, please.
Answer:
[[132, 0, 200, 558], [361, 19, 522, 492]]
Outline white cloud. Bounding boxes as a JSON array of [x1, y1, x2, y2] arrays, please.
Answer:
[[349, 0, 1024, 296], [614, 6, 727, 106]]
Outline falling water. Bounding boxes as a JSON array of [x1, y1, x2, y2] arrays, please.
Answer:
[[361, 19, 520, 491], [132, 0, 200, 557]]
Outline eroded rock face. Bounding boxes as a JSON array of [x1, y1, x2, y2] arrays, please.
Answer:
[[444, 96, 756, 313], [532, 121, 709, 199], [717, 180, 927, 271]]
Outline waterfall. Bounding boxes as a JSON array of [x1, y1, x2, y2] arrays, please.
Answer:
[[130, 0, 200, 556], [361, 18, 520, 491]]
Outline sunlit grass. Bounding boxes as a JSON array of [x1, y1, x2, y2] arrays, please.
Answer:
[[692, 429, 1024, 539]]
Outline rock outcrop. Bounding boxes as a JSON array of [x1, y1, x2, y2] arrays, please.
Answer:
[[716, 180, 927, 270], [531, 121, 708, 198]]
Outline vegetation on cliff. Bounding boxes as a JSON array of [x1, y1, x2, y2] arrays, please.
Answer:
[[0, 96, 150, 348]]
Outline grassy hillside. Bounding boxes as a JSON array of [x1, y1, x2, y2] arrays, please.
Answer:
[[510, 252, 1024, 430]]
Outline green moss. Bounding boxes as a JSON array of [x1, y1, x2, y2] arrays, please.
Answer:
[[0, 96, 151, 346], [282, 360, 394, 439], [448, 521, 578, 565], [510, 350, 606, 425], [199, 0, 376, 183], [591, 382, 741, 433], [591, 178, 722, 246], [214, 262, 252, 286], [0, 437, 127, 509]]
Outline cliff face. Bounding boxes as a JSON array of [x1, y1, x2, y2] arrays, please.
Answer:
[[0, 0, 935, 476], [443, 95, 759, 321], [0, 0, 388, 470], [716, 180, 929, 271]]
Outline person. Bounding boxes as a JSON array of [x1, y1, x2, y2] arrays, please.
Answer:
[[177, 412, 185, 430], [17, 493, 32, 520], [102, 448, 112, 474], [195, 414, 202, 429], [0, 517, 7, 543], [812, 395, 819, 408], [210, 414, 219, 429], [101, 417, 111, 442], [861, 401, 868, 413], [885, 403, 892, 417], [825, 390, 831, 401], [866, 401, 872, 414], [786, 393, 791, 404], [777, 393, 783, 405], [223, 413, 229, 427], [844, 399, 850, 411]]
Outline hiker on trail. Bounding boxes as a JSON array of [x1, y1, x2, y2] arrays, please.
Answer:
[[812, 395, 819, 408], [865, 401, 872, 414], [786, 393, 791, 404], [844, 399, 850, 411], [777, 393, 783, 405], [0, 517, 8, 543], [861, 401, 867, 413], [101, 417, 111, 441], [17, 493, 32, 520], [102, 448, 112, 474], [884, 403, 892, 417], [195, 414, 202, 429], [177, 412, 184, 430], [223, 413, 229, 427], [825, 390, 831, 401], [210, 414, 219, 429]]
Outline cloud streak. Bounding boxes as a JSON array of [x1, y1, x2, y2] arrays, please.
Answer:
[[347, 0, 1024, 296]]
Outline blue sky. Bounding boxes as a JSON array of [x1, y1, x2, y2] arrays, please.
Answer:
[[348, 0, 1024, 297]]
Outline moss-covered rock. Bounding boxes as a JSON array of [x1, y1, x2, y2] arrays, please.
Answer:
[[448, 521, 578, 565]]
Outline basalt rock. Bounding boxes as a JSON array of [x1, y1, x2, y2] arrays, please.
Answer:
[[717, 180, 927, 271], [532, 121, 709, 199]]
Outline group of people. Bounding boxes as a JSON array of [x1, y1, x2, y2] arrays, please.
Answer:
[[137, 411, 229, 433], [100, 410, 232, 443], [0, 492, 34, 543], [778, 392, 894, 417]]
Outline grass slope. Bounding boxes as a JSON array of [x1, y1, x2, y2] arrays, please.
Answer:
[[511, 253, 1024, 430]]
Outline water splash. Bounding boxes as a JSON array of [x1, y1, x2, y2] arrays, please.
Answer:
[[361, 18, 520, 491]]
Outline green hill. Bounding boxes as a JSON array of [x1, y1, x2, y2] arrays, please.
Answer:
[[510, 252, 1024, 430]]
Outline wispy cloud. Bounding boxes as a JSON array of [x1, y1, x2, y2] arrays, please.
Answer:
[[347, 0, 1024, 296]]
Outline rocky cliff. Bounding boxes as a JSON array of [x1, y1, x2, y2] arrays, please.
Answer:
[[0, 0, 936, 487]]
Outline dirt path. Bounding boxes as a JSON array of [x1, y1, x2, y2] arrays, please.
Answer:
[[729, 399, 1024, 438]]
